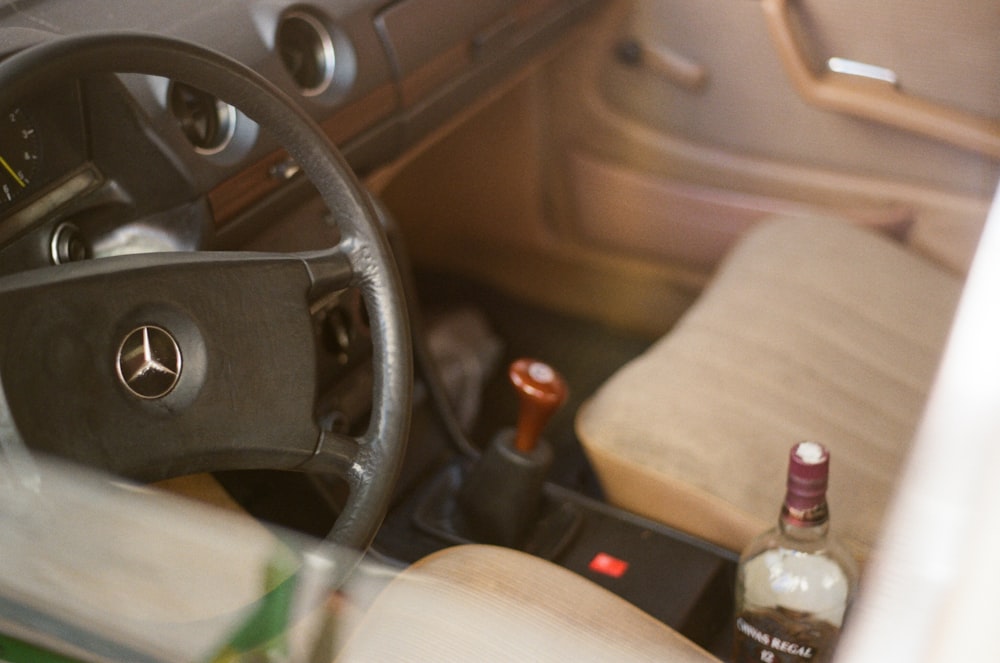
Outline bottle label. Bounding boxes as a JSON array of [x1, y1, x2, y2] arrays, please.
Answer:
[[733, 609, 840, 663]]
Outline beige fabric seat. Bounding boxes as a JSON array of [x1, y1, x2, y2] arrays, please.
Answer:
[[338, 544, 717, 662], [576, 216, 963, 562]]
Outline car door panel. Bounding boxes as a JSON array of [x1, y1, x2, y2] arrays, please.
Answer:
[[544, 0, 1000, 274]]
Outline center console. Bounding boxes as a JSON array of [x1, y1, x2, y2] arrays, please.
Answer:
[[374, 358, 737, 658]]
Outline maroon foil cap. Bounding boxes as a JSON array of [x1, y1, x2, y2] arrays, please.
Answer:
[[784, 441, 829, 516]]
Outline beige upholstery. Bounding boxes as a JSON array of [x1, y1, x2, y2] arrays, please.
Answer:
[[338, 544, 716, 662], [576, 217, 963, 562]]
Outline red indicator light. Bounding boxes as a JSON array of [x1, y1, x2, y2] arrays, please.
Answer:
[[588, 552, 629, 578]]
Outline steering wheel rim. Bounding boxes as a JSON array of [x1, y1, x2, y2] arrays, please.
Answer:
[[0, 33, 412, 551]]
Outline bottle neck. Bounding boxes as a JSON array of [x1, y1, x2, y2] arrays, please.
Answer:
[[779, 501, 830, 541]]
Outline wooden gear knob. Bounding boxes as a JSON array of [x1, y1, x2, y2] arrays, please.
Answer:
[[509, 358, 569, 453]]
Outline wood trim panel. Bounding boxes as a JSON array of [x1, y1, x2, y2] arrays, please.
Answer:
[[208, 83, 396, 226], [398, 0, 565, 108]]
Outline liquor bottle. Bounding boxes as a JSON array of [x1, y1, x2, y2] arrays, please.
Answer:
[[732, 441, 858, 663]]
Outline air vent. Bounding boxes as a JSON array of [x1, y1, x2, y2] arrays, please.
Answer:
[[277, 10, 336, 96], [168, 82, 236, 155]]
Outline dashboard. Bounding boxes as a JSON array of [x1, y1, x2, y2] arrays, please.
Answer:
[[0, 0, 597, 268]]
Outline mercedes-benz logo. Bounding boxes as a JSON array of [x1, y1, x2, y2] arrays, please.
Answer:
[[116, 325, 182, 400]]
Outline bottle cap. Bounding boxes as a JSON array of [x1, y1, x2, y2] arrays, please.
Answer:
[[785, 441, 829, 517]]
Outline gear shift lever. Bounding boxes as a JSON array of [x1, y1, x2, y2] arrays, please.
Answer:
[[458, 358, 568, 547]]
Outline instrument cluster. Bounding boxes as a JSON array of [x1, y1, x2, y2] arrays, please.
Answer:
[[0, 81, 94, 245]]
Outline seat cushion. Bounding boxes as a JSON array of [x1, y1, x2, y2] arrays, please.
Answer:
[[337, 544, 717, 662], [576, 216, 963, 561]]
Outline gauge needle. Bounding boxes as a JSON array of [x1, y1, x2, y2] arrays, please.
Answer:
[[0, 154, 26, 188]]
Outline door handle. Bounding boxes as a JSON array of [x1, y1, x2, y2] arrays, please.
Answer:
[[615, 38, 708, 92]]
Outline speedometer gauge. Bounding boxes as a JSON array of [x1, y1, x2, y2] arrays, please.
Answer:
[[0, 107, 42, 205]]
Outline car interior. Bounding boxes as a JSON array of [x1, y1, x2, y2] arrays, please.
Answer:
[[0, 0, 998, 660]]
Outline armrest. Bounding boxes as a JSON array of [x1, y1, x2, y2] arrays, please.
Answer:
[[761, 0, 1000, 159]]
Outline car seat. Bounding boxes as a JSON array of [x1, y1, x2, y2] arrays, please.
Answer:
[[575, 216, 963, 562]]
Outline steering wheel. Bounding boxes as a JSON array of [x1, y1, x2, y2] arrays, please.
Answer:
[[0, 33, 412, 551]]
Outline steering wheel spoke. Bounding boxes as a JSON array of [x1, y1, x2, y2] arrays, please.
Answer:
[[303, 242, 358, 298], [305, 430, 361, 478]]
